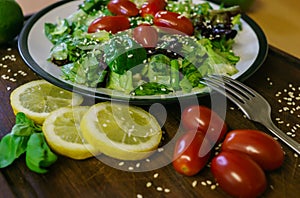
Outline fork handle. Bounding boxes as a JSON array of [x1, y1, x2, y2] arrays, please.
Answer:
[[263, 120, 300, 155]]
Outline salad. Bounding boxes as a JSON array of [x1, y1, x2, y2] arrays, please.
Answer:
[[44, 0, 242, 96]]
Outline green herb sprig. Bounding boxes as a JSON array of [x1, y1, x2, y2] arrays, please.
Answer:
[[0, 112, 57, 173]]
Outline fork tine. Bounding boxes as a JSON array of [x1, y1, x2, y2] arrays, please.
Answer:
[[201, 75, 255, 119], [201, 76, 246, 107], [213, 75, 256, 97], [203, 75, 300, 155]]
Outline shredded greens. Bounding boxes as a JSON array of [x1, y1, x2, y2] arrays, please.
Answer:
[[44, 0, 242, 96]]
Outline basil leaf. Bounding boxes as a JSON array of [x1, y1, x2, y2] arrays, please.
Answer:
[[12, 112, 42, 136], [0, 134, 29, 168], [25, 133, 57, 174]]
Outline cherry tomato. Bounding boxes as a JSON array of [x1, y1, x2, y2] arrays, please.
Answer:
[[153, 11, 194, 35], [221, 129, 284, 171], [132, 25, 158, 48], [172, 131, 212, 176], [140, 0, 167, 18], [87, 16, 130, 34], [211, 151, 267, 198], [148, 0, 167, 10], [181, 105, 227, 144], [140, 3, 161, 18], [107, 0, 139, 17]]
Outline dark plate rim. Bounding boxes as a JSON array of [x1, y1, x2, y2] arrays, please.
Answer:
[[18, 0, 268, 105]]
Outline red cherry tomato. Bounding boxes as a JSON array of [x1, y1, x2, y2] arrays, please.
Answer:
[[172, 131, 212, 176], [181, 105, 227, 144], [153, 11, 194, 35], [132, 25, 158, 48], [140, 0, 167, 18], [107, 0, 139, 16], [140, 3, 161, 18], [211, 151, 267, 198], [221, 129, 284, 171], [148, 0, 167, 10], [87, 16, 130, 34]]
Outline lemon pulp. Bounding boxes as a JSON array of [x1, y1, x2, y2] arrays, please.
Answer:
[[43, 106, 99, 160], [81, 102, 162, 160], [10, 80, 83, 124]]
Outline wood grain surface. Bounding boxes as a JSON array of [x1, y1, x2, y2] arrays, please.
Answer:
[[1, 41, 300, 198]]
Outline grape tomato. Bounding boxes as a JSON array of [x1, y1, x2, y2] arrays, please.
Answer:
[[181, 105, 227, 144], [172, 131, 212, 176], [211, 150, 267, 198], [148, 0, 167, 10], [132, 25, 158, 48], [140, 0, 167, 18], [87, 16, 130, 34], [153, 11, 194, 36], [107, 0, 139, 16], [221, 129, 284, 171]]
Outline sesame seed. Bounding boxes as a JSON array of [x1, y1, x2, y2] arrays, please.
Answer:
[[156, 187, 163, 191], [192, 180, 198, 187], [136, 194, 143, 198], [118, 161, 125, 166], [291, 129, 295, 133], [146, 182, 152, 188], [164, 188, 171, 193], [283, 107, 289, 111], [153, 173, 159, 178], [201, 181, 207, 186], [128, 166, 134, 171], [206, 180, 212, 185], [210, 185, 216, 190]]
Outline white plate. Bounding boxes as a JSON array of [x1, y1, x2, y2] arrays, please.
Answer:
[[18, 0, 268, 104]]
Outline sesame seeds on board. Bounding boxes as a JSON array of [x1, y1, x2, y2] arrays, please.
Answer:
[[0, 47, 28, 88]]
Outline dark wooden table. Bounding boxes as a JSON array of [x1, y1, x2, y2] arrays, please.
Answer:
[[1, 40, 300, 198]]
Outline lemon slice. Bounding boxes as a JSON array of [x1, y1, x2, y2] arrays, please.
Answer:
[[80, 102, 162, 161], [42, 106, 100, 160], [10, 80, 83, 124]]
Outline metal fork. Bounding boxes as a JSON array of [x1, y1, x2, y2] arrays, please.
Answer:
[[201, 75, 300, 155]]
